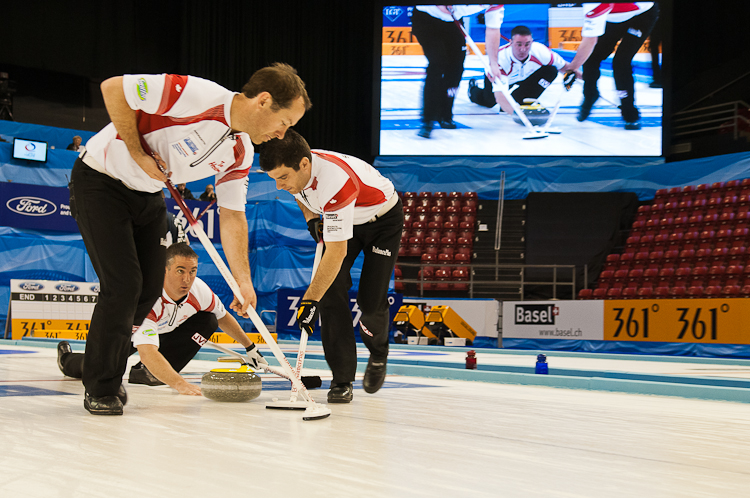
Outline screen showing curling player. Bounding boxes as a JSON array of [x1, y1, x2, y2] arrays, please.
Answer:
[[377, 2, 664, 157]]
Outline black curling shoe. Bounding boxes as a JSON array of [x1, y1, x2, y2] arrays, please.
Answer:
[[327, 383, 353, 403], [363, 357, 387, 394], [84, 392, 123, 415]]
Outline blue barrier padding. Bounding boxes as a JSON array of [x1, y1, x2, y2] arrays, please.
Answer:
[[503, 338, 750, 359], [0, 121, 96, 151], [375, 151, 750, 201]]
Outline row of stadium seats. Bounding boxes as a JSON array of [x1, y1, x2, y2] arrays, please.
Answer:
[[394, 266, 469, 292], [396, 191, 479, 293], [583, 179, 750, 300]]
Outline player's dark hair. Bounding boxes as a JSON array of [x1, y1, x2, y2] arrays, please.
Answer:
[[241, 63, 312, 111], [166, 242, 197, 267], [511, 25, 532, 37], [257, 128, 312, 172]]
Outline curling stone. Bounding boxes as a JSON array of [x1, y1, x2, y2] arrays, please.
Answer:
[[201, 364, 262, 402], [513, 103, 550, 126]]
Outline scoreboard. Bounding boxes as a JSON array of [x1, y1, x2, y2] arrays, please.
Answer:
[[7, 279, 98, 340], [5, 279, 275, 344]]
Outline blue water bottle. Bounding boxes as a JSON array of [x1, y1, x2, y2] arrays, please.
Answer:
[[535, 354, 548, 374]]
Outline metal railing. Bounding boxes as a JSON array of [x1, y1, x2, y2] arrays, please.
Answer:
[[672, 100, 749, 141], [395, 261, 580, 300]]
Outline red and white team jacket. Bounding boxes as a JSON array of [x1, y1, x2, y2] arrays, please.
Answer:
[[496, 41, 568, 85], [132, 277, 226, 348], [84, 74, 253, 211], [293, 151, 396, 242], [582, 3, 656, 37], [415, 4, 504, 28]]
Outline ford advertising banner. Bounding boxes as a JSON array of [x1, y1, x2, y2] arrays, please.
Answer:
[[0, 182, 78, 232], [0, 182, 219, 241]]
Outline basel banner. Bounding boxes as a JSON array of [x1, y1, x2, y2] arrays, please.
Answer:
[[503, 299, 750, 346], [0, 182, 219, 241]]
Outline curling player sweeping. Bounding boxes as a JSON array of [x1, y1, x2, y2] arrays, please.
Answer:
[[57, 243, 267, 399], [259, 129, 403, 404]]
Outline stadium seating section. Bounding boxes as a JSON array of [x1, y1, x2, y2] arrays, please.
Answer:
[[579, 180, 750, 299], [395, 191, 476, 292]]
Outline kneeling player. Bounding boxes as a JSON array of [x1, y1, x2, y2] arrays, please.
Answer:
[[469, 25, 578, 126], [57, 243, 267, 405]]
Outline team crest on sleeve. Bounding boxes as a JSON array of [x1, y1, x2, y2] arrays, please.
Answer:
[[137, 78, 149, 100]]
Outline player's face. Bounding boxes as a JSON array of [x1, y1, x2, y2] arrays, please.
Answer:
[[511, 35, 533, 61], [164, 256, 198, 300], [250, 95, 306, 144], [267, 162, 310, 195]]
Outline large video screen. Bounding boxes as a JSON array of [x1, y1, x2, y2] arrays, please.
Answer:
[[377, 3, 665, 156]]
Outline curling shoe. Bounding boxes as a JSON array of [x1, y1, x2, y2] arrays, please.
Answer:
[[117, 384, 128, 406], [128, 362, 164, 386], [84, 392, 123, 416], [624, 120, 642, 130], [438, 119, 458, 129], [417, 121, 433, 138], [363, 357, 387, 394], [577, 96, 598, 122], [57, 341, 72, 374], [327, 382, 353, 403]]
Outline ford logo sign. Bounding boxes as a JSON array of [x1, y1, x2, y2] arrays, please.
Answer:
[[19, 282, 44, 291], [90, 285, 100, 293], [7, 197, 58, 217], [56, 283, 80, 292]]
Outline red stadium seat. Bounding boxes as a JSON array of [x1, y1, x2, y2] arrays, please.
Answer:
[[654, 286, 671, 298], [592, 288, 608, 299], [621, 287, 638, 299], [606, 287, 622, 299], [687, 286, 704, 298], [636, 287, 654, 299]]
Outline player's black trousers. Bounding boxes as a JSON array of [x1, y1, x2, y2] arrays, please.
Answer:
[[470, 65, 559, 108], [59, 312, 218, 379], [319, 200, 404, 386], [411, 9, 467, 124], [69, 159, 166, 397], [582, 5, 659, 119]]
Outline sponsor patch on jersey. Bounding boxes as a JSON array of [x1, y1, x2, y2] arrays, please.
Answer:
[[137, 78, 148, 101], [324, 212, 343, 235], [142, 328, 157, 337], [191, 332, 208, 346]]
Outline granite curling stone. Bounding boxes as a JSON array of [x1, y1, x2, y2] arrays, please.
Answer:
[[201, 365, 262, 402]]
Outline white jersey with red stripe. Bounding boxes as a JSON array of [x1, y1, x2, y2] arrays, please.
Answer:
[[415, 4, 504, 28], [293, 150, 396, 242], [497, 41, 567, 85], [84, 74, 252, 211], [132, 277, 226, 348], [581, 3, 655, 37]]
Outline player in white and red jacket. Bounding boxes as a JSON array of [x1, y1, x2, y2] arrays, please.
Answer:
[[471, 25, 578, 118], [567, 3, 659, 128], [259, 130, 403, 404], [70, 63, 309, 415], [58, 243, 267, 397]]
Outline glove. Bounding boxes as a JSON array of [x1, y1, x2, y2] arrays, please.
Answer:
[[563, 70, 577, 91], [307, 218, 323, 243], [245, 343, 268, 370], [296, 300, 320, 336]]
